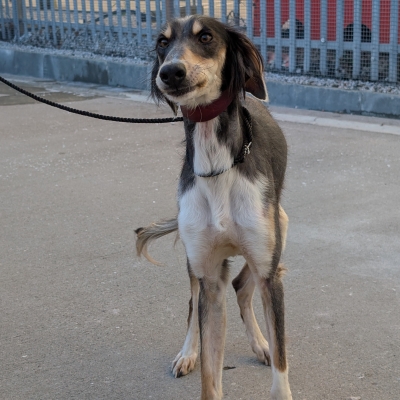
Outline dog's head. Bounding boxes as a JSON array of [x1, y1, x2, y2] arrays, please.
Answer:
[[151, 15, 267, 114]]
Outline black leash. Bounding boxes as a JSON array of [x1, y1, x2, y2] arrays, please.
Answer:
[[0, 75, 183, 124]]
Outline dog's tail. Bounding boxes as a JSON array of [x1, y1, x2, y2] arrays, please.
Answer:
[[135, 218, 178, 266]]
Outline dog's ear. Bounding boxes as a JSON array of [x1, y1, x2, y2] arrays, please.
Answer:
[[224, 28, 268, 101], [151, 57, 178, 115]]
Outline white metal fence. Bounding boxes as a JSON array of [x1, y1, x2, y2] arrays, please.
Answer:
[[1, 0, 399, 82]]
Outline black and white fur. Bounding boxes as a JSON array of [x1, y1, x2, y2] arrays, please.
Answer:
[[136, 15, 292, 400]]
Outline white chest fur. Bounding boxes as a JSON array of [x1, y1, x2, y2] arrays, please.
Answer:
[[192, 118, 233, 176], [178, 119, 270, 275]]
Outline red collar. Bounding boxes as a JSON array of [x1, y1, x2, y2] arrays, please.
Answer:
[[180, 89, 233, 122]]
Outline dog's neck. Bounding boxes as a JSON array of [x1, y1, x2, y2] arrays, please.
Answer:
[[180, 89, 233, 123], [182, 98, 252, 178]]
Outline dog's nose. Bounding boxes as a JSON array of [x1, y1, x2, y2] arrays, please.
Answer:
[[159, 63, 186, 87]]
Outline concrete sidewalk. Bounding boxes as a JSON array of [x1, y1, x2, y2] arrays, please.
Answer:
[[1, 77, 399, 400]]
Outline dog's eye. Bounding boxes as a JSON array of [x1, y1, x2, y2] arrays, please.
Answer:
[[199, 33, 213, 44], [158, 37, 169, 48]]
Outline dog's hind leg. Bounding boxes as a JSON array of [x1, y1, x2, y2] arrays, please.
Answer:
[[172, 262, 200, 377], [255, 265, 292, 400], [199, 259, 230, 400], [279, 205, 288, 253], [232, 263, 271, 365]]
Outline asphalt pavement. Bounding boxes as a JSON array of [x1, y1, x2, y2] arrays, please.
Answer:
[[1, 76, 399, 400]]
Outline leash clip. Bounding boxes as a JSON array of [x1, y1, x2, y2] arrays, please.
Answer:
[[244, 141, 252, 156]]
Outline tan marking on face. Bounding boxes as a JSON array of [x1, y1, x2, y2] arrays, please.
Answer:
[[182, 47, 205, 66], [192, 20, 203, 35], [163, 24, 172, 39]]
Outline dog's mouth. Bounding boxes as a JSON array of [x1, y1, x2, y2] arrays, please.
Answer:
[[163, 85, 195, 98]]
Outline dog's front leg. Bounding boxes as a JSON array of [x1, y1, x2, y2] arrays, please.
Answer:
[[198, 259, 230, 400], [172, 262, 200, 377]]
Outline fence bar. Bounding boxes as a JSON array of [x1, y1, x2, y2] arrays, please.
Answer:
[[126, 0, 133, 37], [27, 0, 34, 28], [161, 0, 167, 23], [21, 0, 28, 37], [173, 0, 179, 18], [289, 0, 296, 73], [89, 0, 96, 38], [0, 0, 6, 40], [57, 0, 63, 39], [106, 0, 114, 33], [146, 0, 152, 44], [50, 0, 57, 45], [135, 0, 142, 43], [370, 0, 380, 81], [12, 0, 20, 40], [220, 0, 226, 24], [66, 0, 73, 35], [197, 0, 202, 16], [43, 1, 50, 41], [81, 0, 88, 26], [389, 0, 399, 82], [304, 0, 311, 73], [155, 0, 161, 32], [209, 0, 214, 18], [335, 0, 343, 77], [352, 0, 362, 79], [246, 0, 253, 40], [35, 0, 42, 33], [72, 0, 79, 31], [233, 0, 239, 27], [273, 0, 282, 71], [259, 0, 267, 63], [185, 0, 190, 18], [320, 0, 327, 75], [116, 0, 123, 42], [7, 0, 13, 39], [96, 0, 106, 39]]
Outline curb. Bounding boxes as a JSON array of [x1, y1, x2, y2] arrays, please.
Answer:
[[1, 46, 399, 118], [0, 47, 152, 91], [267, 81, 400, 119]]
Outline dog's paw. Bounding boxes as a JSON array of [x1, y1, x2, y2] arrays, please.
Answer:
[[171, 351, 197, 378], [252, 337, 271, 366], [271, 387, 292, 400]]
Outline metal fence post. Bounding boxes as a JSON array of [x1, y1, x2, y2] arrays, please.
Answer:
[[335, 0, 344, 78], [389, 0, 399, 82], [371, 0, 380, 81], [260, 0, 267, 64], [320, 0, 328, 76], [353, 0, 362, 79], [274, 0, 282, 71], [289, 0, 296, 74], [304, 0, 311, 74], [246, 0, 253, 40], [12, 0, 21, 40]]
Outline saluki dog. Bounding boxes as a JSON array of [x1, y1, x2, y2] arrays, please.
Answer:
[[135, 15, 292, 400]]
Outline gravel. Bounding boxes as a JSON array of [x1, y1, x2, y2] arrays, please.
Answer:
[[267, 72, 400, 96]]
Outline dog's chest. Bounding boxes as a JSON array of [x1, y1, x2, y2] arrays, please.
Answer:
[[179, 121, 268, 264], [192, 119, 233, 177]]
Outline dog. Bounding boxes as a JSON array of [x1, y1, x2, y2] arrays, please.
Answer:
[[135, 15, 292, 400]]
